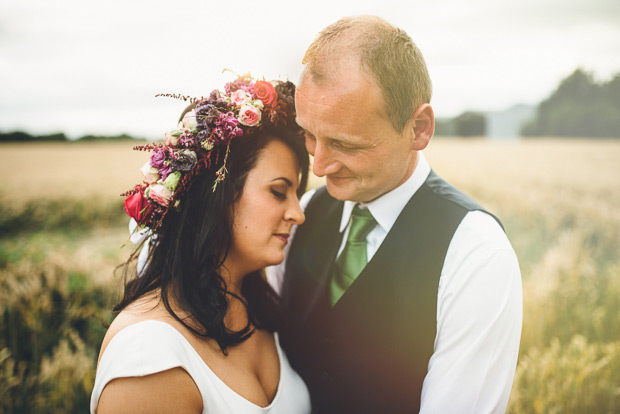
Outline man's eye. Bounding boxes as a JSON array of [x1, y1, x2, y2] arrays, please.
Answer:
[[334, 142, 356, 151]]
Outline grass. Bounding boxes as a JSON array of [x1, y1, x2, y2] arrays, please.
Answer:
[[1, 138, 620, 413]]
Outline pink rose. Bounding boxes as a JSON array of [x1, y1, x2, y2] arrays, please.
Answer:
[[149, 183, 173, 207], [237, 104, 261, 127], [140, 162, 160, 184], [230, 89, 251, 106]]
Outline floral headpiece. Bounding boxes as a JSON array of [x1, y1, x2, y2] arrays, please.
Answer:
[[122, 74, 297, 231]]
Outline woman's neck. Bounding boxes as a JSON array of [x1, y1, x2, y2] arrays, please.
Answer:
[[217, 265, 253, 332]]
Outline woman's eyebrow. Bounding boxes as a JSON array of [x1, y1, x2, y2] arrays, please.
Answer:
[[270, 177, 293, 186]]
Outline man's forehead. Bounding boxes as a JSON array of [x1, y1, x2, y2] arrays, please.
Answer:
[[298, 76, 381, 110], [296, 79, 387, 129], [299, 65, 372, 94]]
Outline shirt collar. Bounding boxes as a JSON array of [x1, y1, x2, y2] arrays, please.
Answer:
[[339, 152, 431, 233]]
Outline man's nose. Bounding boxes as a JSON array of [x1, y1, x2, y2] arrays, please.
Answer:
[[311, 141, 339, 177]]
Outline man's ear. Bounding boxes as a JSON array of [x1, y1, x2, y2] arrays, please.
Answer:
[[405, 104, 434, 151]]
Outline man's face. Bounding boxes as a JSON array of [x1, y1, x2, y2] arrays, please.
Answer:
[[295, 70, 417, 203]]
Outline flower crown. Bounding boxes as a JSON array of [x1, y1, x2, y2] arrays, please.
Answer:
[[122, 74, 297, 231]]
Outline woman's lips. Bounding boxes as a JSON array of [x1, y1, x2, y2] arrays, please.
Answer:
[[274, 233, 290, 244]]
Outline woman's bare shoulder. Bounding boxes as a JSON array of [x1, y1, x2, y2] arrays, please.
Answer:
[[97, 367, 202, 414], [95, 294, 203, 413], [98, 293, 170, 363]]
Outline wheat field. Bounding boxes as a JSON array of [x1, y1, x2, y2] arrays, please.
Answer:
[[3, 138, 619, 214], [0, 141, 150, 205], [1, 138, 620, 413]]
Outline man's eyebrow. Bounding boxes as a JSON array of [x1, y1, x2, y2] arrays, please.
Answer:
[[271, 177, 293, 186], [299, 127, 356, 145], [330, 136, 358, 145]]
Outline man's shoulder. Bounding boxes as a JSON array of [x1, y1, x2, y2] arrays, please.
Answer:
[[457, 211, 512, 252], [424, 171, 483, 211], [423, 170, 504, 230]]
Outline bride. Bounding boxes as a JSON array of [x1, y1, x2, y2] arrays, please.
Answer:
[[91, 75, 311, 413]]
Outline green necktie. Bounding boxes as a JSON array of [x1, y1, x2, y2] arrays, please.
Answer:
[[330, 205, 377, 306]]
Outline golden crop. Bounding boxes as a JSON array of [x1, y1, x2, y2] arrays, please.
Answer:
[[1, 138, 619, 412]]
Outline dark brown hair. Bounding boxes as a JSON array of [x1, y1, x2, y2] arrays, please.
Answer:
[[116, 123, 308, 353]]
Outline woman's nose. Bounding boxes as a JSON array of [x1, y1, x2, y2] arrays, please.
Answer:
[[286, 200, 305, 225]]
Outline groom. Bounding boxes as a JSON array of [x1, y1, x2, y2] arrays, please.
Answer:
[[274, 15, 522, 413]]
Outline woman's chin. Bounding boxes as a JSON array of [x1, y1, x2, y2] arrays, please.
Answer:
[[264, 252, 286, 268], [241, 253, 285, 275]]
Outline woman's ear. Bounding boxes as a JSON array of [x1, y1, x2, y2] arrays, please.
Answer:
[[405, 103, 434, 151]]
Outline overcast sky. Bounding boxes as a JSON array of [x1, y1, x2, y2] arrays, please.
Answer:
[[1, 0, 619, 139]]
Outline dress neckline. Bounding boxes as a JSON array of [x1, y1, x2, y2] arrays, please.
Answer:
[[110, 319, 284, 410]]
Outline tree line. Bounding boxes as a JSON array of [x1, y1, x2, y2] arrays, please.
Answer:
[[437, 68, 620, 138], [0, 132, 142, 142], [522, 69, 620, 138], [435, 112, 487, 137]]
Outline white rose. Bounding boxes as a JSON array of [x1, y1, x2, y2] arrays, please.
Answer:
[[253, 99, 264, 110], [182, 111, 198, 129], [140, 162, 160, 184], [165, 132, 179, 147]]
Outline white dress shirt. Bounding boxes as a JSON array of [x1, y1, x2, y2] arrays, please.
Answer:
[[267, 152, 522, 414]]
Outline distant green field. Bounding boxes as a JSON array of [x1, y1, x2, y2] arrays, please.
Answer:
[[1, 138, 619, 413]]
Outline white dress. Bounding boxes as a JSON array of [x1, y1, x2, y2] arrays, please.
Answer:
[[90, 320, 311, 413]]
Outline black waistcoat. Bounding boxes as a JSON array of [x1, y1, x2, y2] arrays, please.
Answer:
[[279, 171, 500, 413]]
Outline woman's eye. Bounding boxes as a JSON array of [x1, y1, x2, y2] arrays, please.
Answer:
[[271, 189, 286, 200]]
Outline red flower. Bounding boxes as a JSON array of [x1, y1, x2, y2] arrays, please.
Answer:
[[254, 81, 278, 108], [123, 189, 150, 224]]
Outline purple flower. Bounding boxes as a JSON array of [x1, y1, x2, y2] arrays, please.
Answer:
[[213, 112, 243, 143], [170, 149, 197, 172], [224, 79, 255, 96], [150, 148, 167, 168], [159, 164, 173, 181], [195, 102, 218, 131], [218, 112, 240, 128], [196, 129, 209, 143], [275, 81, 295, 107], [177, 131, 196, 148]]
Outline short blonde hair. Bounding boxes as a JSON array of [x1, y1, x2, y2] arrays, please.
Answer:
[[303, 15, 432, 132]]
